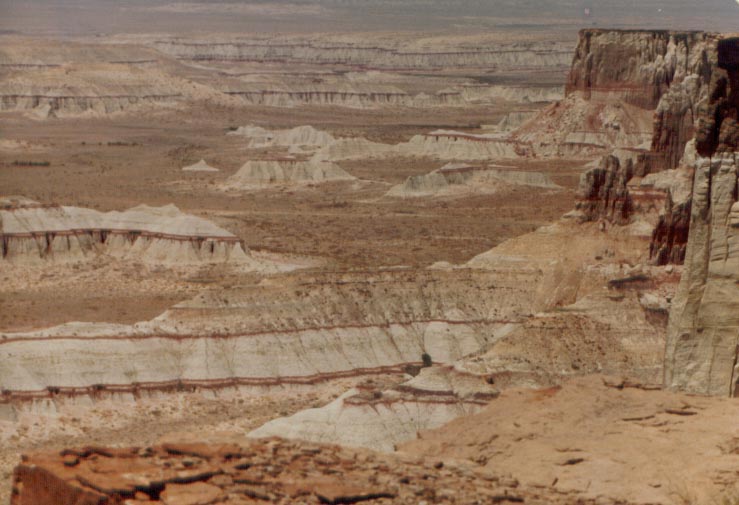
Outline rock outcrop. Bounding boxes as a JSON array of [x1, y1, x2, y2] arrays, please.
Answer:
[[397, 131, 530, 160], [403, 375, 739, 504], [223, 78, 562, 110], [182, 159, 219, 172], [665, 36, 739, 396], [0, 64, 188, 118], [0, 268, 541, 409], [10, 438, 603, 505], [150, 34, 573, 72], [386, 163, 558, 198], [249, 366, 498, 452], [227, 124, 335, 149], [0, 197, 248, 263], [221, 160, 355, 189], [560, 30, 722, 266]]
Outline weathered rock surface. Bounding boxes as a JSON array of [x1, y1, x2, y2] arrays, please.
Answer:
[[249, 366, 498, 452], [0, 63, 193, 118], [397, 131, 530, 160], [10, 437, 612, 505], [403, 375, 739, 505], [222, 77, 562, 110], [222, 160, 355, 189], [0, 197, 248, 263], [227, 124, 335, 149], [238, 220, 677, 450], [0, 268, 539, 407], [386, 163, 558, 198], [182, 159, 219, 172], [150, 33, 574, 72], [665, 37, 739, 395], [559, 30, 727, 269]]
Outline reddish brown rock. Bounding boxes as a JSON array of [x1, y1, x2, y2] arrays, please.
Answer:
[[570, 30, 727, 264], [11, 437, 632, 504], [160, 482, 223, 505]]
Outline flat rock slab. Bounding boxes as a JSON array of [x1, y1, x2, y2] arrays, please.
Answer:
[[11, 437, 625, 504]]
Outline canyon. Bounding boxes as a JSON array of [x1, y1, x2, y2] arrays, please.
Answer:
[[4, 18, 739, 505]]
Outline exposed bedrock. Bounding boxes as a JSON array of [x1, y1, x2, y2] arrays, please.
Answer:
[[224, 88, 416, 109], [665, 37, 739, 395], [150, 36, 573, 71], [568, 30, 728, 266], [9, 438, 597, 505], [566, 29, 712, 110], [0, 64, 193, 117], [0, 268, 541, 407], [0, 197, 248, 264], [222, 160, 355, 189], [386, 163, 558, 198], [249, 366, 498, 452], [240, 221, 678, 450], [223, 83, 562, 110], [0, 93, 181, 117]]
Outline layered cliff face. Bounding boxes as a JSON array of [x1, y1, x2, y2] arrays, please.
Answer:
[[221, 160, 356, 189], [0, 64, 188, 118], [0, 268, 540, 404], [386, 163, 558, 198], [665, 37, 739, 396], [566, 30, 711, 109], [0, 197, 249, 264], [568, 29, 716, 168], [566, 30, 721, 266], [150, 35, 573, 71]]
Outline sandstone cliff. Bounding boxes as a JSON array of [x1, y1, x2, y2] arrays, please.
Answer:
[[567, 30, 720, 265], [665, 36, 739, 396]]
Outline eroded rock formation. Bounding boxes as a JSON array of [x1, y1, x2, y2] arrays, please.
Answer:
[[10, 438, 605, 505], [665, 37, 739, 396], [150, 34, 574, 72], [563, 30, 723, 265], [222, 160, 355, 189], [0, 197, 248, 263], [0, 268, 541, 410], [386, 163, 558, 198]]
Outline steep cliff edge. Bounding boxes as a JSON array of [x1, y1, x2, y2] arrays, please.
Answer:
[[568, 30, 719, 265], [665, 36, 739, 396]]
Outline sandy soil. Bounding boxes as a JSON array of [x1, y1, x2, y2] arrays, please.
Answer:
[[0, 103, 581, 330], [0, 30, 591, 504], [403, 375, 739, 504]]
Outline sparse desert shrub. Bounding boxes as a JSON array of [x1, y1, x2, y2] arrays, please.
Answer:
[[107, 141, 139, 146], [403, 364, 422, 377], [421, 352, 433, 368], [12, 160, 50, 167]]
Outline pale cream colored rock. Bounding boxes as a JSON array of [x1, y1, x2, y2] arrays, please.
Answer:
[[666, 153, 739, 395], [182, 159, 219, 172], [221, 159, 355, 189]]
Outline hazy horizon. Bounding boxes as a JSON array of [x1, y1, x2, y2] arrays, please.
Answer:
[[2, 0, 739, 36]]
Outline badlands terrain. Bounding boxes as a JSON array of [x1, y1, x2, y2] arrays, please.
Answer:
[[4, 5, 739, 504]]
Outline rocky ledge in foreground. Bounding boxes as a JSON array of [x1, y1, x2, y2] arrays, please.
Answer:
[[11, 438, 615, 505]]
